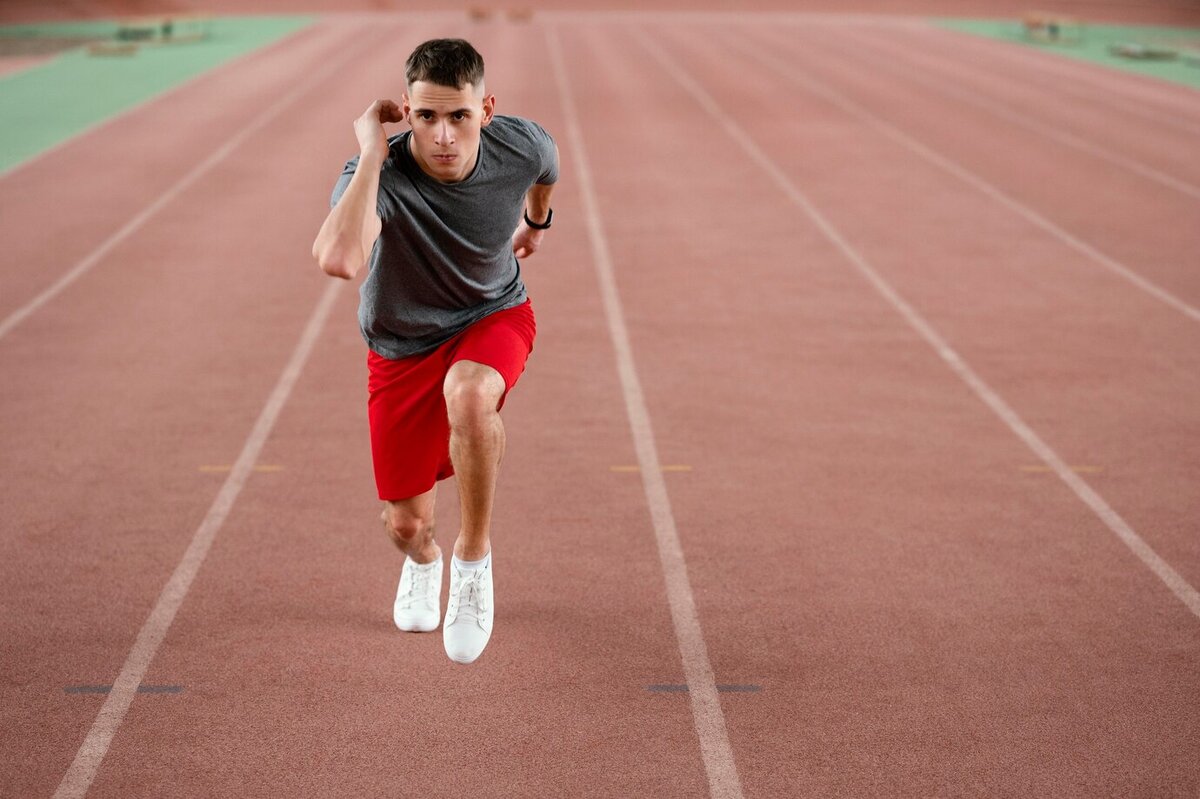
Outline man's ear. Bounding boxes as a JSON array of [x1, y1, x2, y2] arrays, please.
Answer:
[[401, 93, 411, 124], [481, 93, 496, 126]]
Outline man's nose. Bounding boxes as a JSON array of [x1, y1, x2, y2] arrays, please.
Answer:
[[434, 121, 454, 145]]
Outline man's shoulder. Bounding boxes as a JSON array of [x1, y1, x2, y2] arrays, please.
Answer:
[[487, 115, 552, 144]]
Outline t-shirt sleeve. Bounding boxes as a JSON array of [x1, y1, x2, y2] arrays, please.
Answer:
[[526, 120, 559, 185], [329, 151, 396, 219], [329, 155, 359, 208]]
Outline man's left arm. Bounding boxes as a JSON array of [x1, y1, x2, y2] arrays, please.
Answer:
[[512, 142, 559, 260]]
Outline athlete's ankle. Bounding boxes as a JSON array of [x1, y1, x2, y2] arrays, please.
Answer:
[[453, 536, 491, 562]]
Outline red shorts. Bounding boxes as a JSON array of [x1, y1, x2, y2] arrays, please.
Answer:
[[366, 300, 536, 501]]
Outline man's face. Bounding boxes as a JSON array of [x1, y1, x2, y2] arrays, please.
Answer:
[[402, 80, 495, 184]]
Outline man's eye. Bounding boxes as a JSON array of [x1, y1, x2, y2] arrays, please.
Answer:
[[419, 112, 433, 120], [453, 113, 466, 121]]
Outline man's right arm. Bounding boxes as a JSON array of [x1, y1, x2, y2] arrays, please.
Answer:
[[311, 100, 400, 280]]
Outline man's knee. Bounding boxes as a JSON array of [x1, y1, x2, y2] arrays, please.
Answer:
[[381, 502, 434, 546], [444, 362, 505, 429]]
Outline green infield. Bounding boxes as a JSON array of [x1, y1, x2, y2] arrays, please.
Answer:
[[0, 15, 316, 174], [935, 18, 1200, 90]]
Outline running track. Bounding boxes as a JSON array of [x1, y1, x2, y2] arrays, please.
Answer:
[[1, 12, 1198, 798]]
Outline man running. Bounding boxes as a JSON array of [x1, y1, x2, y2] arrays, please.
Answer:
[[311, 38, 558, 664]]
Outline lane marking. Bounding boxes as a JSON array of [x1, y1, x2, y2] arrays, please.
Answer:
[[0, 20, 333, 182], [52, 245, 343, 799], [610, 464, 693, 473], [919, 22, 1200, 133], [64, 685, 184, 695], [198, 464, 284, 473], [634, 25, 1200, 621], [0, 21, 372, 345], [1021, 464, 1104, 474], [547, 26, 745, 799], [648, 684, 763, 693], [731, 26, 1200, 325], [888, 24, 1200, 140], [835, 27, 1200, 201]]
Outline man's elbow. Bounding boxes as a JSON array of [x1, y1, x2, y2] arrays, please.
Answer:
[[312, 241, 360, 280]]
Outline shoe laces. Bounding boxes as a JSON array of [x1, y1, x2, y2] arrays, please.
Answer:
[[450, 568, 490, 624], [398, 562, 437, 610]]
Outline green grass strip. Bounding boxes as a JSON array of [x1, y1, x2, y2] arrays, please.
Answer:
[[934, 18, 1200, 90], [0, 15, 316, 174]]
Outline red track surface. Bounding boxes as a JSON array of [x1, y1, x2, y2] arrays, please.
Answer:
[[3, 0, 1199, 25], [2, 11, 1198, 798], [0, 54, 53, 78]]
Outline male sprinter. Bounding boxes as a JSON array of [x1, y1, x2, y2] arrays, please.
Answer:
[[311, 38, 558, 664]]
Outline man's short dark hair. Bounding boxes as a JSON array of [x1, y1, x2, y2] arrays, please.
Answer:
[[405, 38, 485, 90]]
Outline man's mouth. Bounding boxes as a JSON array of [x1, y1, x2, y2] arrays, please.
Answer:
[[432, 153, 456, 163]]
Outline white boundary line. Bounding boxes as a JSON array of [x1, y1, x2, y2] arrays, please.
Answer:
[[922, 23, 1200, 128], [546, 25, 746, 799], [899, 23, 1200, 139], [0, 18, 331, 182], [49, 19, 407, 793], [632, 25, 1200, 620], [0, 22, 371, 344], [836, 27, 1200, 201], [52, 278, 342, 798], [731, 26, 1200, 325]]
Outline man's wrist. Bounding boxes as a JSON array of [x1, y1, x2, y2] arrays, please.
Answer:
[[524, 208, 553, 229], [359, 148, 387, 169]]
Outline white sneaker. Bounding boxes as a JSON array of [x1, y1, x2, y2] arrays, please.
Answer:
[[443, 557, 493, 664], [393, 554, 443, 633]]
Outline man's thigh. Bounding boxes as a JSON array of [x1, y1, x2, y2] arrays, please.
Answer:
[[367, 349, 454, 501], [446, 300, 536, 411]]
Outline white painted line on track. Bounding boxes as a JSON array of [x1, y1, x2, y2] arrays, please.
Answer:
[[913, 22, 1200, 134], [835, 27, 1200, 201], [0, 20, 373, 345], [0, 20, 335, 183], [896, 24, 1200, 140], [537, 10, 925, 24], [731, 27, 1200, 325], [49, 19, 408, 794], [53, 278, 342, 799], [633, 26, 1200, 621], [546, 26, 746, 799]]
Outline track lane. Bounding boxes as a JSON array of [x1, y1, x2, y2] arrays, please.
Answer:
[[840, 25, 1200, 191], [72, 18, 712, 798], [3, 10, 1197, 797], [621, 19, 1200, 796], [0, 18, 370, 335], [865, 23, 1200, 156], [713, 22, 1200, 580], [749, 25, 1200, 314], [0, 20, 411, 798], [928, 22, 1200, 119]]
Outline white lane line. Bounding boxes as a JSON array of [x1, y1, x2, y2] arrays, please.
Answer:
[[0, 21, 371, 344], [921, 23, 1200, 130], [898, 23, 1200, 139], [538, 10, 925, 24], [731, 26, 1200, 325], [53, 278, 342, 799], [0, 20, 333, 182], [836, 27, 1200, 201], [632, 25, 1200, 620], [546, 26, 746, 799]]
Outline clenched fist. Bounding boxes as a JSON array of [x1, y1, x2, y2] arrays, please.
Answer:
[[355, 99, 404, 163]]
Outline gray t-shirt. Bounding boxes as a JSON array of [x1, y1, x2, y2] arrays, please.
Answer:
[[331, 114, 558, 359]]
